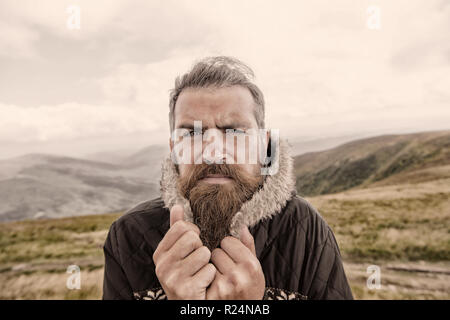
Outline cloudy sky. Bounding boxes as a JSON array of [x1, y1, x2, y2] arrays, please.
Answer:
[[1, 0, 449, 159]]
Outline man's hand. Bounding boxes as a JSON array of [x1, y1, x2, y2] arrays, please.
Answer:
[[153, 205, 216, 300], [207, 226, 265, 300]]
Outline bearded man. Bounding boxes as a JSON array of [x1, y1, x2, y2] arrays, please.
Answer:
[[102, 56, 353, 300]]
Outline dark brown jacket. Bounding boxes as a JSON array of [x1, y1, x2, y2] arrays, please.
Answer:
[[102, 139, 353, 300]]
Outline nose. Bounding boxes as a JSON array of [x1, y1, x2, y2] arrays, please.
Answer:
[[204, 155, 224, 165], [202, 129, 226, 164]]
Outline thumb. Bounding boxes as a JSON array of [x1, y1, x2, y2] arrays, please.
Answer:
[[170, 204, 184, 227], [239, 225, 256, 256]]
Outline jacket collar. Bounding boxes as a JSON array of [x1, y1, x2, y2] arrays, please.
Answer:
[[159, 138, 296, 238]]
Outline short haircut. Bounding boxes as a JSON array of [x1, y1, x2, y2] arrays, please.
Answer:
[[169, 56, 265, 132]]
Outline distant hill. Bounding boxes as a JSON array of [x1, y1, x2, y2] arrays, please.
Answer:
[[288, 133, 374, 156], [84, 144, 168, 167], [3, 130, 449, 221], [123, 144, 168, 168], [295, 130, 450, 196], [0, 145, 169, 222]]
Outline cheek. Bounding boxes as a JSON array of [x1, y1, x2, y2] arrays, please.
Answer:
[[239, 164, 260, 177]]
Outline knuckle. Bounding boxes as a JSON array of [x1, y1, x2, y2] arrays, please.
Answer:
[[172, 221, 200, 239], [199, 246, 211, 261], [235, 283, 245, 295], [210, 248, 221, 260], [185, 239, 197, 253], [243, 259, 259, 273], [194, 233, 203, 246], [222, 236, 239, 249], [228, 271, 240, 286], [207, 262, 217, 273], [165, 273, 178, 290], [220, 278, 235, 297], [171, 220, 181, 231], [155, 263, 162, 278], [220, 236, 233, 247], [204, 263, 217, 279], [185, 229, 198, 239], [155, 254, 172, 279], [231, 273, 247, 294], [155, 261, 167, 280], [172, 220, 188, 233], [186, 222, 201, 235], [185, 231, 201, 249], [152, 249, 160, 264]]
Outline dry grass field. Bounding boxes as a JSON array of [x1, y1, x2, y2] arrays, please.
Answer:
[[0, 177, 448, 299], [308, 177, 450, 299]]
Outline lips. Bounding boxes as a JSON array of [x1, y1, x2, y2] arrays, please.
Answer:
[[200, 174, 233, 184], [205, 174, 230, 178]]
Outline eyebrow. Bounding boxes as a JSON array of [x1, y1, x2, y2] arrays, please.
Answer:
[[217, 121, 252, 130], [176, 121, 252, 130], [176, 123, 196, 130]]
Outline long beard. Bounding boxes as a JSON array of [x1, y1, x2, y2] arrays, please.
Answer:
[[177, 163, 263, 250]]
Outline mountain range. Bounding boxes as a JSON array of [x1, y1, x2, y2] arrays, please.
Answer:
[[0, 129, 448, 221], [294, 130, 450, 196], [0, 145, 168, 221]]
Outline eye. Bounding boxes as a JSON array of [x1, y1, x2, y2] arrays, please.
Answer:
[[234, 129, 246, 134], [185, 130, 202, 137]]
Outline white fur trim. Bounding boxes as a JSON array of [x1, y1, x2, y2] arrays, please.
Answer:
[[159, 138, 296, 238]]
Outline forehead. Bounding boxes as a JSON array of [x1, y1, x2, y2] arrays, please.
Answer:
[[174, 86, 257, 128]]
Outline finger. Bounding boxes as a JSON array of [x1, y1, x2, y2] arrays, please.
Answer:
[[170, 204, 184, 227], [180, 246, 211, 277], [205, 272, 222, 300], [206, 286, 219, 300], [220, 236, 251, 263], [153, 220, 200, 262], [168, 230, 203, 261], [210, 248, 235, 274], [192, 263, 217, 288], [206, 272, 233, 300], [239, 225, 256, 256]]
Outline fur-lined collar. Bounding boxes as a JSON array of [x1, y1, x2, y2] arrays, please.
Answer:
[[159, 138, 296, 238]]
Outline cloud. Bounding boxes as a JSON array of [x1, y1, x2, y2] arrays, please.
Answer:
[[189, 0, 450, 136], [0, 20, 39, 59], [0, 52, 213, 143], [98, 53, 205, 105], [0, 0, 127, 38], [0, 102, 165, 143], [0, 0, 215, 62], [0, 0, 449, 151], [0, 0, 218, 107]]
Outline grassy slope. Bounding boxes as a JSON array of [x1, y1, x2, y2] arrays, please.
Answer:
[[307, 177, 450, 299], [0, 213, 120, 299], [293, 130, 450, 298], [1, 176, 448, 299], [295, 130, 450, 196]]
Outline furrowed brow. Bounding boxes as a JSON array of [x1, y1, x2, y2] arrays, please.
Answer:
[[217, 121, 251, 130], [176, 123, 196, 130]]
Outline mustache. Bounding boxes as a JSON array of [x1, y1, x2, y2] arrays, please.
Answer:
[[182, 163, 249, 186]]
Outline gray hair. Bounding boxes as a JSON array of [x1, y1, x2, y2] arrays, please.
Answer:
[[169, 56, 265, 132]]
